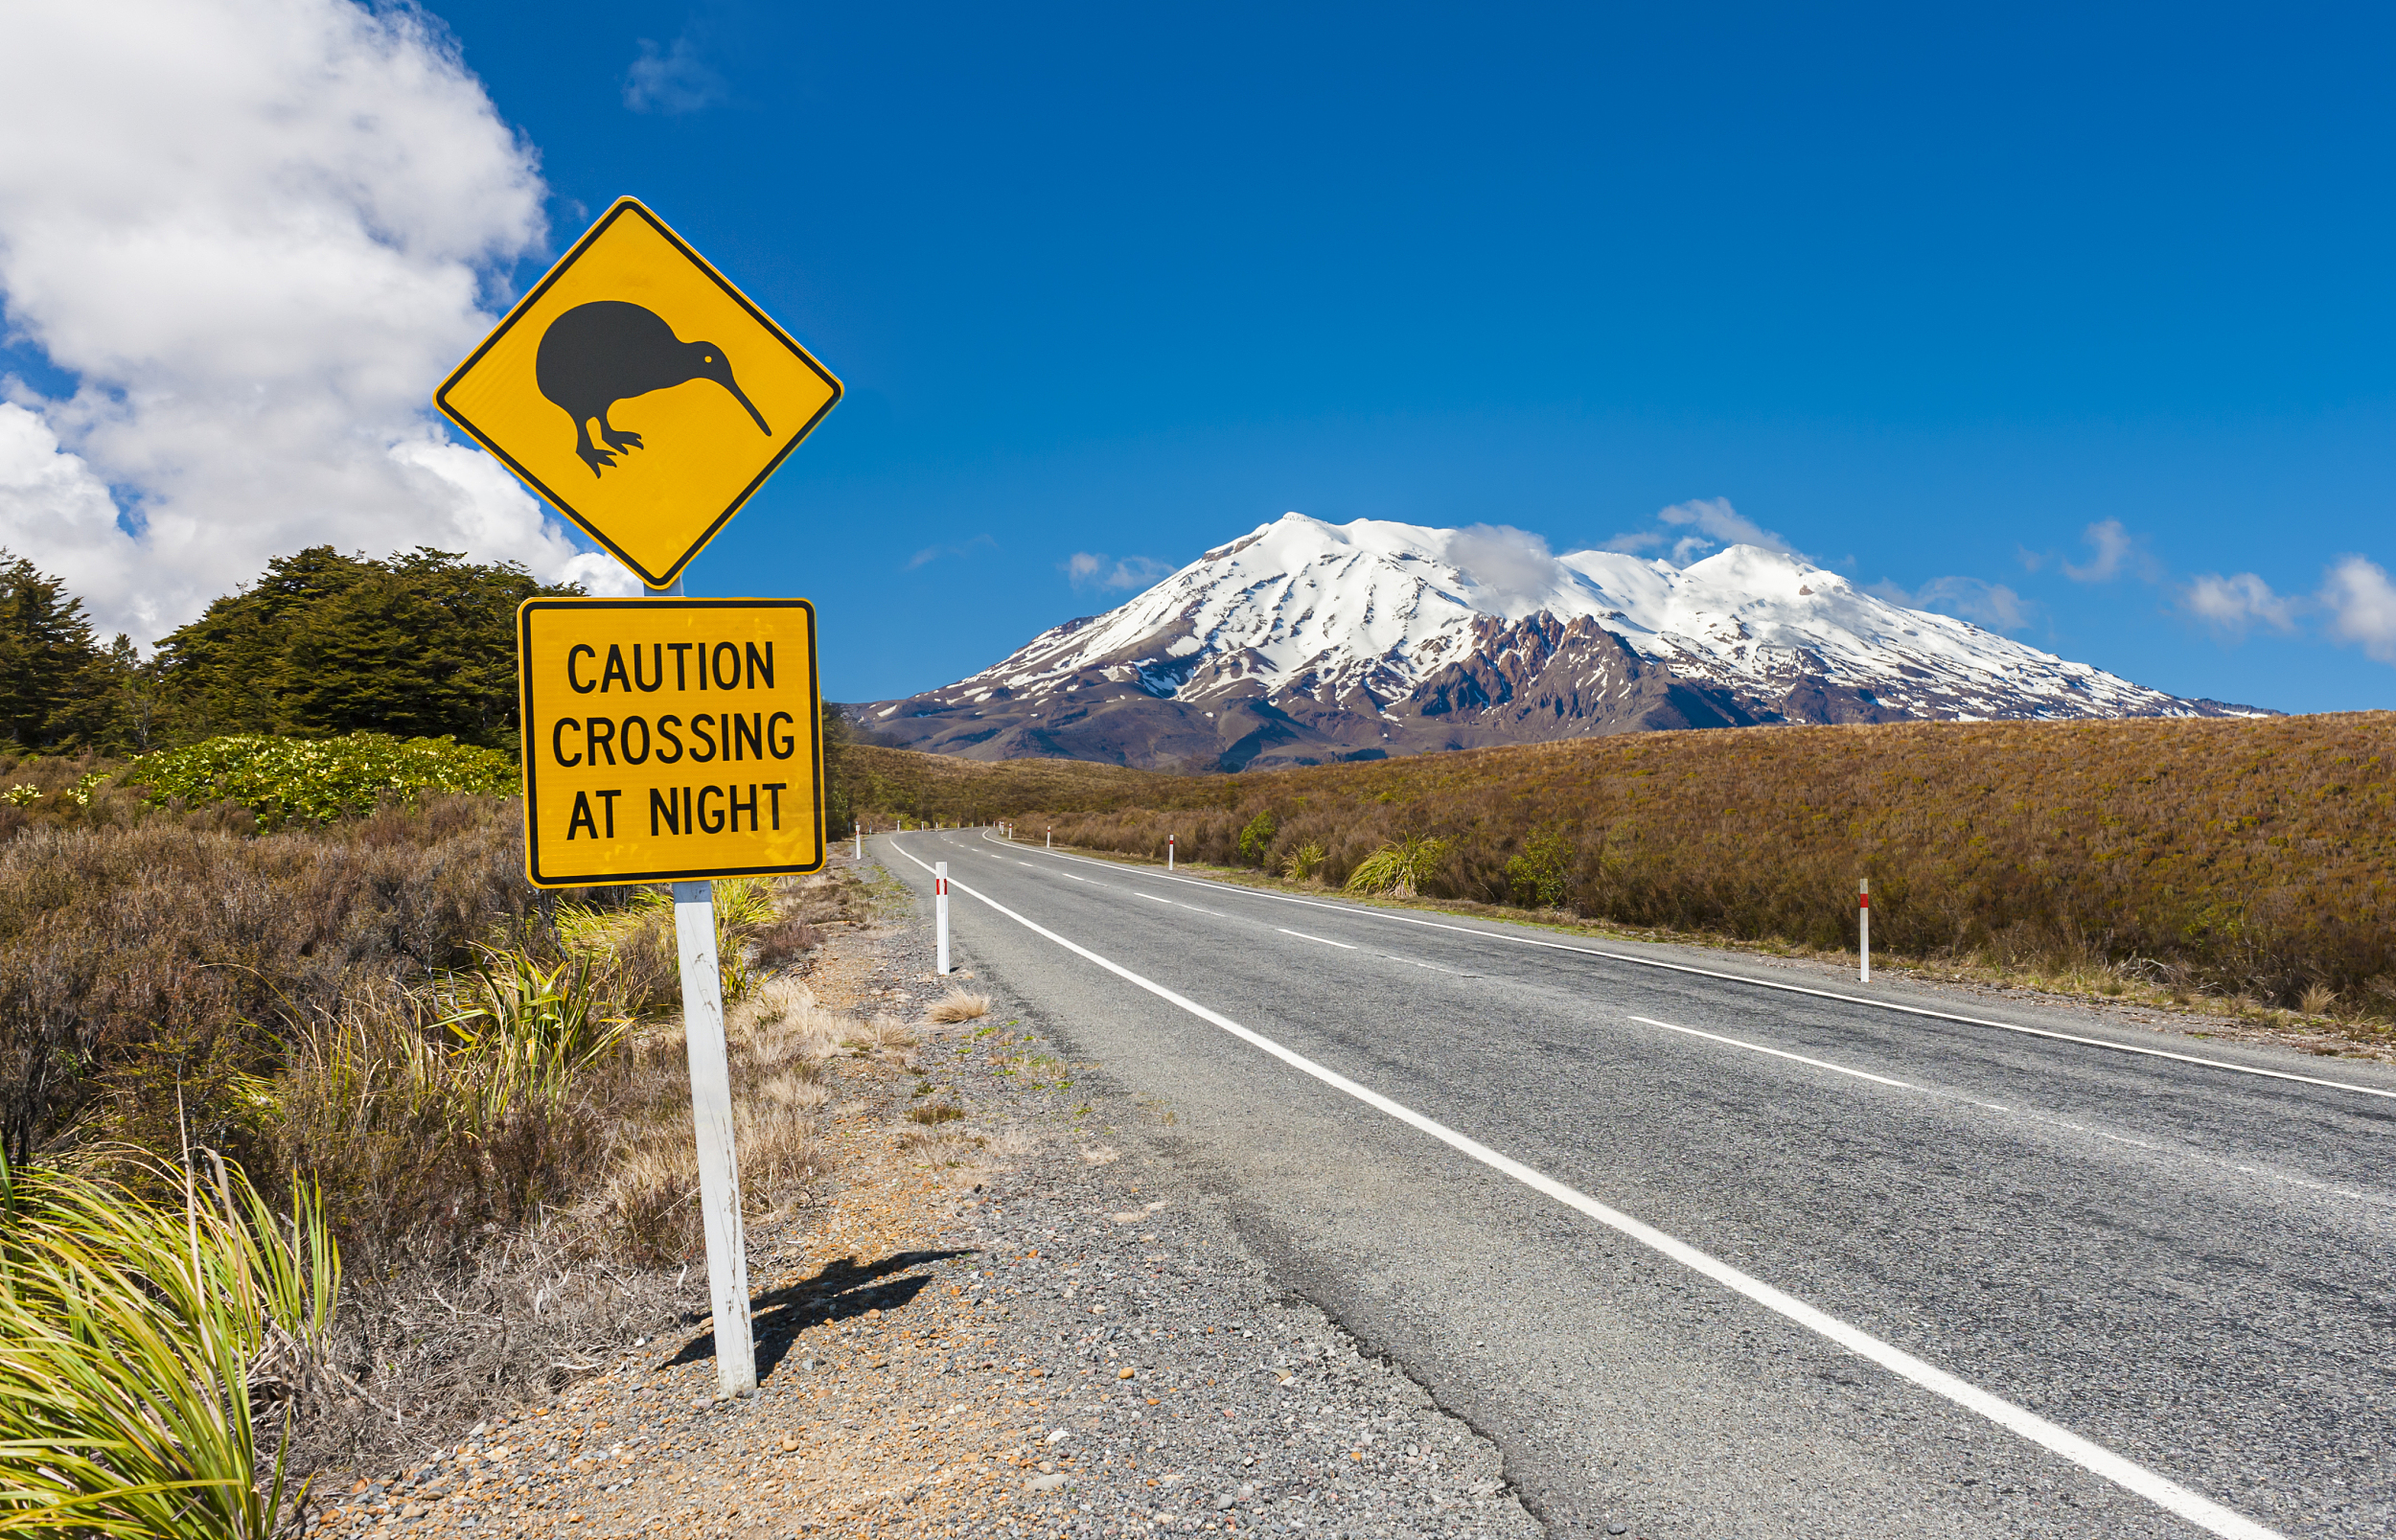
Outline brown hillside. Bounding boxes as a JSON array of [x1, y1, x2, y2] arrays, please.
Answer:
[[842, 743, 1179, 826], [879, 714, 2396, 1017]]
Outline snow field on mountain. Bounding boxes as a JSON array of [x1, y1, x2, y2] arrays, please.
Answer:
[[960, 514, 2193, 721]]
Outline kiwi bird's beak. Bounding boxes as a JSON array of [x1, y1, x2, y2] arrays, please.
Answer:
[[724, 374, 771, 436]]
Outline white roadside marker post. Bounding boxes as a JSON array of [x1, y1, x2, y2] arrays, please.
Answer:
[[648, 577, 754, 1401], [854, 826, 862, 860], [1858, 877, 1871, 984], [1168, 834, 1176, 871], [935, 862, 952, 976], [1047, 827, 1052, 849]]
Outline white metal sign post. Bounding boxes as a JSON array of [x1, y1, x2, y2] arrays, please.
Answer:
[[673, 868, 753, 1391], [650, 580, 756, 1397]]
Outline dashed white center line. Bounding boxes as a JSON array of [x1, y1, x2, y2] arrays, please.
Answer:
[[1629, 1016, 1917, 1090], [1277, 928, 1357, 950], [1625, 1016, 2391, 1209], [1385, 954, 1476, 977]]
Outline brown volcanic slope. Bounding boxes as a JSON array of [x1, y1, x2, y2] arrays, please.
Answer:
[[853, 611, 1785, 771]]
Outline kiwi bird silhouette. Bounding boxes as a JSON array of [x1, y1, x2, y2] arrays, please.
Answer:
[[536, 301, 771, 476]]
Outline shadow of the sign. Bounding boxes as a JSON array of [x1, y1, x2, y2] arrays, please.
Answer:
[[663, 1248, 977, 1382]]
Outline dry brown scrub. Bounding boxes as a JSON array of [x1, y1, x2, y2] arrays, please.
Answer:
[[0, 794, 543, 1168], [1017, 714, 2396, 1020], [0, 778, 922, 1491], [0, 795, 873, 1255]]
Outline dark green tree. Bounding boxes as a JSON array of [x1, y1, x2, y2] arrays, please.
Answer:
[[152, 546, 580, 752], [0, 551, 107, 750], [149, 545, 370, 740], [820, 699, 854, 837]]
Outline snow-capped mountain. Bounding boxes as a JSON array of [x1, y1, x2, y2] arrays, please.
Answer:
[[856, 513, 2271, 770]]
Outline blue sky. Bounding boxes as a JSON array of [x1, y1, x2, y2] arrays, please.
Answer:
[[8, 3, 2396, 711]]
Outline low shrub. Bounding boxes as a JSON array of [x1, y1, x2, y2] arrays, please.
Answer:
[[127, 733, 513, 829], [1236, 810, 1278, 865], [750, 918, 820, 969]]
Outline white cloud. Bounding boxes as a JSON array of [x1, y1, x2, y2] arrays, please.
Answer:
[[906, 533, 997, 570], [2319, 555, 2396, 663], [0, 402, 143, 632], [2180, 571, 2296, 637], [1445, 524, 1561, 609], [1601, 497, 1808, 567], [625, 34, 725, 115], [1869, 574, 2036, 632], [1064, 552, 1172, 591], [0, 0, 637, 645], [2061, 518, 2145, 583]]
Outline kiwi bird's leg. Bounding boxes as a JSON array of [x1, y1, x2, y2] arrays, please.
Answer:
[[596, 407, 645, 456], [573, 415, 615, 475]]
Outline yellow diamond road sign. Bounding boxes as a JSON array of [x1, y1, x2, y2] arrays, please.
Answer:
[[437, 197, 841, 588]]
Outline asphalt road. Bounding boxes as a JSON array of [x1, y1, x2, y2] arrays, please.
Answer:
[[875, 829, 2396, 1540]]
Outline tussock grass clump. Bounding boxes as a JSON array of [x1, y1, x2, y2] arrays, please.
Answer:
[[843, 1015, 917, 1058], [894, 1126, 979, 1166], [926, 989, 992, 1023]]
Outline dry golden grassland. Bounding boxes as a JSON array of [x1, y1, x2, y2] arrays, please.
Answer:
[[955, 714, 2396, 1036]]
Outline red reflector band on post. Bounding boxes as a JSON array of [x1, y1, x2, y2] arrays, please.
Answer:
[[1859, 894, 1869, 908]]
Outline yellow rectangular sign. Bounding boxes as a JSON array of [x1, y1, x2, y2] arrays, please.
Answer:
[[518, 597, 823, 887]]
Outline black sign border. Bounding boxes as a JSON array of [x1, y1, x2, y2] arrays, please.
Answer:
[[439, 197, 843, 589], [518, 596, 827, 888]]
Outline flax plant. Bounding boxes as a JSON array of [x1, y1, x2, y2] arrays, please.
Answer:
[[0, 1148, 338, 1539], [437, 948, 629, 1127], [1345, 835, 1452, 898]]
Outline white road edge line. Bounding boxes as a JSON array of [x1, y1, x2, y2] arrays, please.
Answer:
[[991, 834, 2392, 1102], [1277, 927, 1357, 950], [894, 839, 2280, 1540], [1629, 1016, 1917, 1090]]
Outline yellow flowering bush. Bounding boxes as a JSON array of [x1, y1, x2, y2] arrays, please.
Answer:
[[127, 733, 514, 828]]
